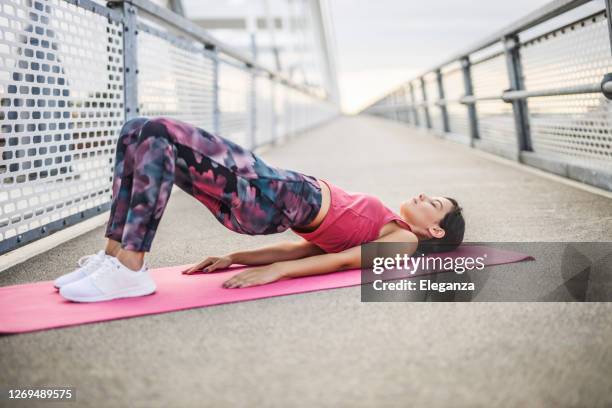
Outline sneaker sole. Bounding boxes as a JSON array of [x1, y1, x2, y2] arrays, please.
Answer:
[[61, 282, 157, 303]]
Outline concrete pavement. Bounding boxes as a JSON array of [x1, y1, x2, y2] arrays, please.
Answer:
[[1, 115, 612, 407]]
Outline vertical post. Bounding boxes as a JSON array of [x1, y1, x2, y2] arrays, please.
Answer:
[[270, 73, 278, 145], [207, 44, 220, 136], [602, 0, 612, 100], [247, 64, 257, 150], [605, 0, 612, 51], [503, 34, 532, 153], [168, 0, 185, 16], [461, 56, 479, 146], [122, 2, 139, 120], [396, 92, 401, 122], [246, 2, 258, 150], [402, 85, 410, 125], [409, 82, 419, 127], [420, 77, 432, 129], [436, 69, 450, 133], [249, 66, 257, 150]]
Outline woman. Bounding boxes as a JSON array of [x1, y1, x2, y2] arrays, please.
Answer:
[[55, 117, 465, 302]]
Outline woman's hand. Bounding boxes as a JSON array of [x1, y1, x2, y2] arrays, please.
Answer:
[[182, 255, 233, 275], [222, 264, 285, 288]]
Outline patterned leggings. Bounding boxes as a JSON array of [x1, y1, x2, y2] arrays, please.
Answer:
[[104, 117, 322, 252]]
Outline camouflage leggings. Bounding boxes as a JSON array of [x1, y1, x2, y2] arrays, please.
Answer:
[[104, 117, 322, 252]]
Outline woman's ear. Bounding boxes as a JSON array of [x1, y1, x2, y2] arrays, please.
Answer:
[[428, 225, 446, 239]]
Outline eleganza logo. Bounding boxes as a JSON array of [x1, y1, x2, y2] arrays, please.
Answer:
[[360, 242, 612, 302]]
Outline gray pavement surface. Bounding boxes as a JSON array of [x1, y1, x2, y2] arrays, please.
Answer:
[[1, 115, 612, 407]]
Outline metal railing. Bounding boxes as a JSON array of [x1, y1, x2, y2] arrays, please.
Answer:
[[0, 0, 339, 255], [361, 0, 612, 192]]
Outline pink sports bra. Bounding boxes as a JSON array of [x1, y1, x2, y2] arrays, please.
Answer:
[[291, 179, 412, 253]]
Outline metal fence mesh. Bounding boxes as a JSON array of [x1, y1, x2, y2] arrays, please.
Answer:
[[411, 79, 425, 127], [423, 72, 443, 132], [0, 0, 124, 244], [521, 11, 612, 167], [442, 63, 470, 139], [0, 0, 338, 254], [217, 58, 252, 147], [273, 80, 286, 141], [137, 26, 215, 132], [471, 54, 516, 151], [360, 2, 612, 190], [396, 86, 412, 124], [255, 74, 274, 146]]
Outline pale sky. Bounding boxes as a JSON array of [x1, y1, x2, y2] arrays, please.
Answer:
[[327, 0, 598, 113]]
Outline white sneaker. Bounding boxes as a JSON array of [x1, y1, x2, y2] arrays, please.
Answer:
[[59, 256, 156, 303], [53, 250, 111, 289]]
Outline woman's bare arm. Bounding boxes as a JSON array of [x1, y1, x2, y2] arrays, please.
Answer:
[[227, 240, 326, 266], [222, 229, 418, 288], [278, 228, 418, 279]]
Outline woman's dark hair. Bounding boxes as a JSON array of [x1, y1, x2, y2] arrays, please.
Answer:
[[415, 197, 465, 255]]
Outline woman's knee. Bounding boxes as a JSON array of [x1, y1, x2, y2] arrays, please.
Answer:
[[117, 116, 149, 146], [136, 117, 173, 145]]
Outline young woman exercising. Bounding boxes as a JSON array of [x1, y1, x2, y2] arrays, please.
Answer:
[[55, 116, 465, 302]]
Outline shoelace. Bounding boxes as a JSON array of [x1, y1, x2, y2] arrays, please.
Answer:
[[90, 257, 120, 284], [91, 257, 148, 283], [77, 253, 98, 268], [77, 253, 107, 276]]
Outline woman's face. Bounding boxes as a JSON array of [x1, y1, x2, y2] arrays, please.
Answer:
[[400, 193, 455, 239]]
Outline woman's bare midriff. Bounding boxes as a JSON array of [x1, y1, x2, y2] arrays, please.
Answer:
[[291, 178, 410, 239]]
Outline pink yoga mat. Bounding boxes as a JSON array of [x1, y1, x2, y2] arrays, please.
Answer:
[[0, 245, 533, 334]]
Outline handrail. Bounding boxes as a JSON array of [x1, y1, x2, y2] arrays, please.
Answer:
[[501, 83, 605, 101], [360, 0, 599, 110], [415, 0, 593, 81], [370, 81, 609, 108]]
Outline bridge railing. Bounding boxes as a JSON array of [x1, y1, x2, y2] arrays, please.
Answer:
[[361, 0, 612, 192], [0, 0, 339, 255]]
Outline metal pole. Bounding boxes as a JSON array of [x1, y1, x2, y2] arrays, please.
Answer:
[[461, 56, 479, 145], [248, 33, 257, 150], [409, 82, 419, 127], [436, 69, 450, 132], [393, 93, 399, 122], [601, 0, 612, 100], [246, 3, 257, 149], [420, 77, 432, 129], [270, 73, 278, 145], [250, 67, 257, 149], [402, 85, 411, 125], [122, 2, 139, 120], [503, 34, 532, 152], [207, 44, 220, 136], [168, 0, 185, 16], [605, 0, 612, 51]]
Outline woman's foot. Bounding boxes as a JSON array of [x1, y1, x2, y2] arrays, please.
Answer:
[[53, 250, 112, 289], [116, 249, 145, 271], [59, 256, 156, 302]]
